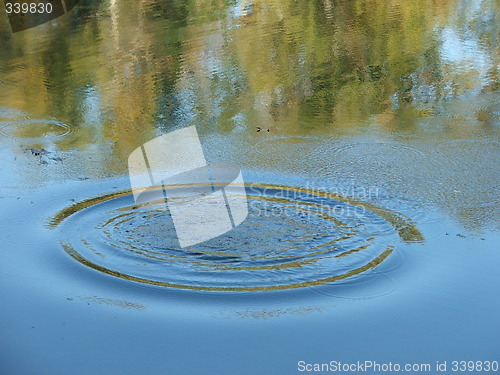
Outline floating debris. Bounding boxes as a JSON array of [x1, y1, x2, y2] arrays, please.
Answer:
[[24, 147, 49, 156]]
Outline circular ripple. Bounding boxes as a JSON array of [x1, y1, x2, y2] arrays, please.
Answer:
[[0, 119, 72, 138], [324, 142, 427, 168], [255, 136, 327, 160], [0, 107, 30, 122], [49, 184, 423, 291]]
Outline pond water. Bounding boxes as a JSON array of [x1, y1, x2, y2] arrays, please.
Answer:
[[0, 0, 499, 374]]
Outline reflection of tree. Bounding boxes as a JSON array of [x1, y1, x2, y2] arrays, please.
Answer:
[[0, 4, 12, 42], [223, 0, 458, 131], [0, 0, 498, 147], [42, 33, 84, 128]]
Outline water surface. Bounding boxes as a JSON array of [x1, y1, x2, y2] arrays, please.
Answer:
[[0, 0, 499, 374]]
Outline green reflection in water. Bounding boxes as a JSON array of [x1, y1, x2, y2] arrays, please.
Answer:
[[1, 0, 498, 145], [0, 0, 498, 230]]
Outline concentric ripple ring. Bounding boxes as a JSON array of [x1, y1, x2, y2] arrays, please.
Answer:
[[48, 184, 423, 292], [0, 119, 72, 138]]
